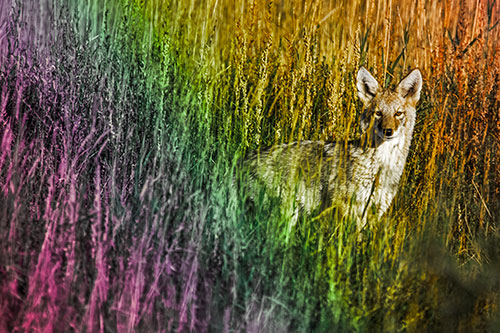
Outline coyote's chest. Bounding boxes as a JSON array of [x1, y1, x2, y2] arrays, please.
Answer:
[[341, 135, 408, 217]]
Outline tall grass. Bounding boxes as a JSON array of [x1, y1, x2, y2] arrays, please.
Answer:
[[1, 0, 499, 331]]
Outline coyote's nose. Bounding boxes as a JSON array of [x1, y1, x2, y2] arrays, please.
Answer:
[[383, 129, 393, 137]]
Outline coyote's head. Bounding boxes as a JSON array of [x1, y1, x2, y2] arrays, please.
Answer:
[[357, 67, 422, 141]]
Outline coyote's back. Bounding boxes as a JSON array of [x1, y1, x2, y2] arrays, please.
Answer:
[[244, 67, 423, 225]]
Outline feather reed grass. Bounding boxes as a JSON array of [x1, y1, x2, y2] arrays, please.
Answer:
[[1, 0, 499, 331]]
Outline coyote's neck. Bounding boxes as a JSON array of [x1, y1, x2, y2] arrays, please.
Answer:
[[351, 123, 414, 218], [374, 131, 411, 170]]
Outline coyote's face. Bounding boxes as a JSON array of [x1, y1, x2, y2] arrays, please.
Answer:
[[357, 67, 422, 142]]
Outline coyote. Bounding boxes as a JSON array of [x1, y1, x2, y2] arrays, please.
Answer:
[[244, 67, 422, 227]]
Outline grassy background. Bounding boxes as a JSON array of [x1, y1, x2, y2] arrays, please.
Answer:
[[1, 0, 500, 331]]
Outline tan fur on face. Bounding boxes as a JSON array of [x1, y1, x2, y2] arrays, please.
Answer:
[[360, 69, 421, 141]]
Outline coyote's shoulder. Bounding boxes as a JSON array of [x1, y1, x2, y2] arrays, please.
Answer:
[[245, 67, 423, 225]]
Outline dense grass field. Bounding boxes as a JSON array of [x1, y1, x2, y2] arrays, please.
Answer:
[[1, 0, 499, 331]]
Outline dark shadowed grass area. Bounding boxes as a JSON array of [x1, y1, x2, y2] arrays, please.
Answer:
[[1, 0, 500, 331]]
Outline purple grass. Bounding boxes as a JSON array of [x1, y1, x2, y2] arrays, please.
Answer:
[[0, 1, 221, 331]]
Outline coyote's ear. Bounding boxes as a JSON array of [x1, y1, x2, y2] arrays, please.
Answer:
[[397, 69, 422, 106], [357, 67, 379, 106]]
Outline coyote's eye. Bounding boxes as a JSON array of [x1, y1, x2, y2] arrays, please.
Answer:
[[395, 111, 404, 117], [375, 111, 383, 117]]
